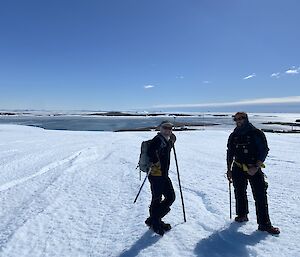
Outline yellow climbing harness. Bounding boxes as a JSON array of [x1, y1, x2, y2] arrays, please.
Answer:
[[234, 161, 265, 172]]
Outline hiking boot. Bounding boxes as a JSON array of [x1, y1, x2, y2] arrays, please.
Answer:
[[258, 225, 280, 235], [145, 217, 165, 236], [160, 220, 171, 231], [234, 215, 249, 223], [145, 217, 152, 227], [152, 222, 165, 236]]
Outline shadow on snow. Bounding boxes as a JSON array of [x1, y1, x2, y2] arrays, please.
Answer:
[[117, 229, 160, 257], [194, 222, 268, 257]]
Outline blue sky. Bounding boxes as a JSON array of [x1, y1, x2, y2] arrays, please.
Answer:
[[0, 0, 299, 112]]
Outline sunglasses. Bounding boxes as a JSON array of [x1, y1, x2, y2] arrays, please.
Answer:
[[233, 117, 245, 122], [162, 126, 173, 130]]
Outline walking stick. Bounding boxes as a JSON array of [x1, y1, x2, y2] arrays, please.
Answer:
[[133, 171, 150, 203], [173, 146, 187, 222], [229, 181, 232, 219]]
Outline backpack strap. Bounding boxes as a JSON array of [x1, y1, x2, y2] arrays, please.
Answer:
[[157, 133, 168, 149]]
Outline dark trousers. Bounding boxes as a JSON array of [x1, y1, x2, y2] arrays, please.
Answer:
[[232, 165, 271, 227], [148, 175, 176, 222]]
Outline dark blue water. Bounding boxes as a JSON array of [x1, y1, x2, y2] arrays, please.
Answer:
[[0, 114, 294, 131], [0, 115, 229, 131]]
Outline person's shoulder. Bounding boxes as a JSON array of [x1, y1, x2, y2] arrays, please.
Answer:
[[248, 125, 266, 139], [254, 128, 266, 139], [152, 133, 169, 148], [152, 134, 160, 140], [250, 124, 264, 135], [151, 134, 162, 144], [245, 123, 258, 133], [228, 130, 235, 138]]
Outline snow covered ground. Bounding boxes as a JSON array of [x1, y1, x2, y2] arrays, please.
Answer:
[[0, 124, 299, 257]]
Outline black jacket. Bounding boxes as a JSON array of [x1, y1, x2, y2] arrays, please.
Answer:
[[148, 133, 173, 176], [227, 122, 269, 165]]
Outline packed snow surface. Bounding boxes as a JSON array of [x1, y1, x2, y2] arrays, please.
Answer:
[[0, 125, 299, 257]]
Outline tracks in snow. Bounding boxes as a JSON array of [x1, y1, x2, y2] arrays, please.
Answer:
[[0, 150, 83, 192], [0, 136, 140, 257]]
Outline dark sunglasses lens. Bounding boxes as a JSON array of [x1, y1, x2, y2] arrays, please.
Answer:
[[234, 117, 244, 121], [162, 126, 172, 130]]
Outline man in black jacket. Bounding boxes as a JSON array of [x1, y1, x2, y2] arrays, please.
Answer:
[[227, 112, 280, 235], [145, 120, 176, 236]]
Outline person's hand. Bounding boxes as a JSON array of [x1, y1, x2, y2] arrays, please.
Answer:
[[227, 170, 232, 183], [256, 160, 264, 168], [170, 133, 176, 146], [247, 166, 258, 176]]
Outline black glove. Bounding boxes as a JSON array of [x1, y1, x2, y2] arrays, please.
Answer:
[[227, 170, 232, 183], [170, 133, 176, 147]]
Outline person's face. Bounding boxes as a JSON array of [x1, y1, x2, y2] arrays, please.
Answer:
[[233, 115, 246, 127], [160, 125, 173, 136]]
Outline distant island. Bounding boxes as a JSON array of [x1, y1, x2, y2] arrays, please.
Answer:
[[86, 111, 194, 117], [0, 112, 18, 116], [262, 121, 300, 127]]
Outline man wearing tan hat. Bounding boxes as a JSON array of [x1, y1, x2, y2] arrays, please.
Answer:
[[145, 120, 176, 236]]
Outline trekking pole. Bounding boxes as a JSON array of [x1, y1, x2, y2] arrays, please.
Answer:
[[133, 171, 150, 203], [229, 181, 232, 219], [173, 146, 187, 222]]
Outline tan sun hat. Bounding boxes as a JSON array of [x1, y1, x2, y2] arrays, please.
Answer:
[[159, 120, 174, 127]]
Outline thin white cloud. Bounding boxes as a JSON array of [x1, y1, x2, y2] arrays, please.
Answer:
[[202, 81, 212, 84], [176, 76, 184, 79], [285, 67, 299, 74], [270, 72, 280, 78], [243, 73, 256, 80], [144, 85, 155, 89], [153, 96, 300, 108]]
